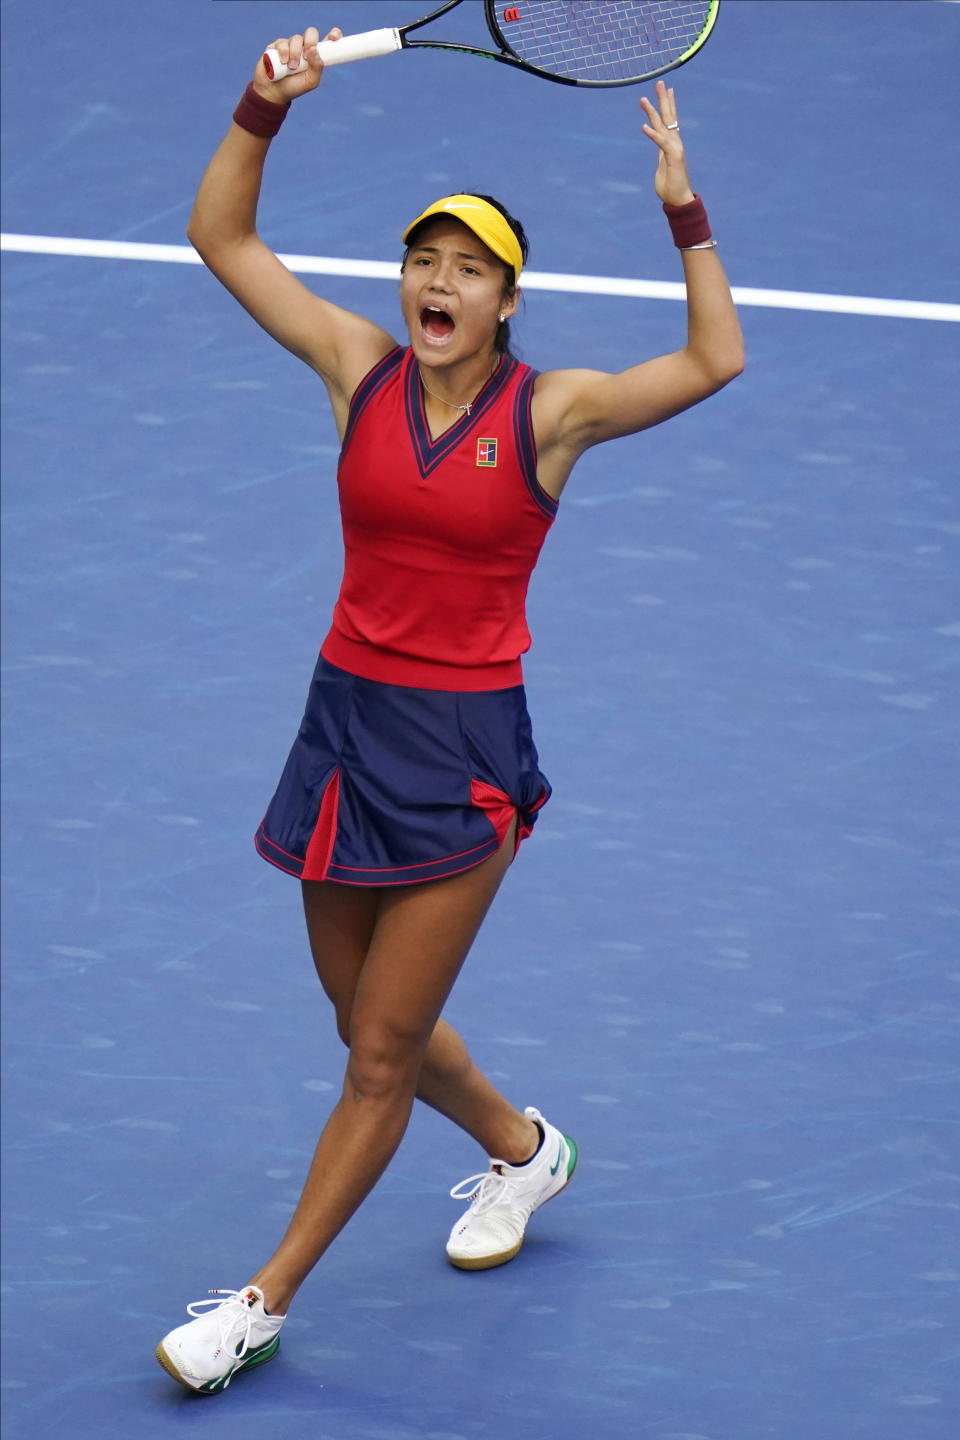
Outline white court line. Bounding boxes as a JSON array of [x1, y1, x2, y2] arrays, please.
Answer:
[[2, 232, 958, 323]]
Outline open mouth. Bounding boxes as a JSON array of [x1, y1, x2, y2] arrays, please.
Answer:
[[420, 306, 456, 341]]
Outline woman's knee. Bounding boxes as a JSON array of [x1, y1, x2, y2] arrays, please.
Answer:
[[346, 1018, 425, 1101]]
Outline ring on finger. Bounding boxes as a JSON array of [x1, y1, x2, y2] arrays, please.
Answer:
[[666, 122, 680, 130]]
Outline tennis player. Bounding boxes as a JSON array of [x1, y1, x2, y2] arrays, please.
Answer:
[[157, 26, 743, 1393]]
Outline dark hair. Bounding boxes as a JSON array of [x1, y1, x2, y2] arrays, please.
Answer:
[[401, 192, 529, 357]]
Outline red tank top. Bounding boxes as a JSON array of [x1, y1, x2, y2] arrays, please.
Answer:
[[321, 346, 557, 691]]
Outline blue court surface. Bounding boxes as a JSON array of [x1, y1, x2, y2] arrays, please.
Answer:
[[2, 2, 959, 1436]]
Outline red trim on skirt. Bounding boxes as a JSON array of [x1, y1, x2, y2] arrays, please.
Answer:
[[301, 769, 341, 882]]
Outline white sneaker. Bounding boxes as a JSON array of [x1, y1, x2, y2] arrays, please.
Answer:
[[156, 1285, 284, 1393], [446, 1107, 578, 1270]]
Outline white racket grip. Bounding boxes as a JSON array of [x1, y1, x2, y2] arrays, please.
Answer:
[[264, 29, 402, 80]]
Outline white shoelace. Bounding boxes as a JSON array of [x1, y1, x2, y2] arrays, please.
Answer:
[[186, 1289, 255, 1363], [449, 1168, 510, 1215]]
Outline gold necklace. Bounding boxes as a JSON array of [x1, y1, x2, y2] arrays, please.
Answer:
[[418, 358, 500, 417]]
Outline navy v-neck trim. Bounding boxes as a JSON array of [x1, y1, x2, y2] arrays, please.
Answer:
[[341, 346, 404, 457], [403, 350, 517, 478], [513, 368, 556, 520]]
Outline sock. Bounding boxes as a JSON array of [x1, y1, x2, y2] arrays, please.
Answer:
[[508, 1120, 544, 1168]]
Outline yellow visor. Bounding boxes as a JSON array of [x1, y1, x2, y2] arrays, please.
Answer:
[[402, 195, 523, 282]]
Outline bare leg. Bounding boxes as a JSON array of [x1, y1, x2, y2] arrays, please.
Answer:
[[249, 826, 531, 1315], [416, 1015, 540, 1160], [301, 863, 540, 1165]]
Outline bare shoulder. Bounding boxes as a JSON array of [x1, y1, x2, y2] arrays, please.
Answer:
[[531, 367, 609, 446], [275, 296, 398, 441], [319, 307, 402, 408], [529, 352, 734, 501], [531, 366, 614, 471]]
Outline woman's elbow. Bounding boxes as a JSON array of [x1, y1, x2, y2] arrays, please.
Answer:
[[713, 347, 745, 386], [186, 215, 205, 254], [726, 350, 746, 382], [690, 341, 745, 392]]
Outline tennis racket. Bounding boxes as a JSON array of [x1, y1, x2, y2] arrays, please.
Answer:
[[264, 0, 720, 89]]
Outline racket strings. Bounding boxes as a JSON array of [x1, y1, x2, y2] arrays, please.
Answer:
[[494, 1, 714, 83]]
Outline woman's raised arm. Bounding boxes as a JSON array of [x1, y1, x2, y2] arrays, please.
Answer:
[[186, 27, 396, 427], [533, 81, 744, 497]]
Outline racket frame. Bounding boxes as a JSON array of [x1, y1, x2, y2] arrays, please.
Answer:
[[484, 0, 722, 88], [265, 0, 722, 89]]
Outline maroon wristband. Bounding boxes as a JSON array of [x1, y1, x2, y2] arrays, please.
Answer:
[[232, 82, 290, 139], [662, 194, 712, 249]]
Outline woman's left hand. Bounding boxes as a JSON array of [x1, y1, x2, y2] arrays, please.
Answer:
[[640, 79, 696, 207]]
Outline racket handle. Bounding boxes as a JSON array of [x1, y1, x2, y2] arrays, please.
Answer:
[[263, 28, 402, 79]]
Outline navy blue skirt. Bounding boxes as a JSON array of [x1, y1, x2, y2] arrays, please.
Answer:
[[255, 657, 550, 886]]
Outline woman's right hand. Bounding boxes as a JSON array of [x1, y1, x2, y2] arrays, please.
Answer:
[[252, 27, 341, 103]]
